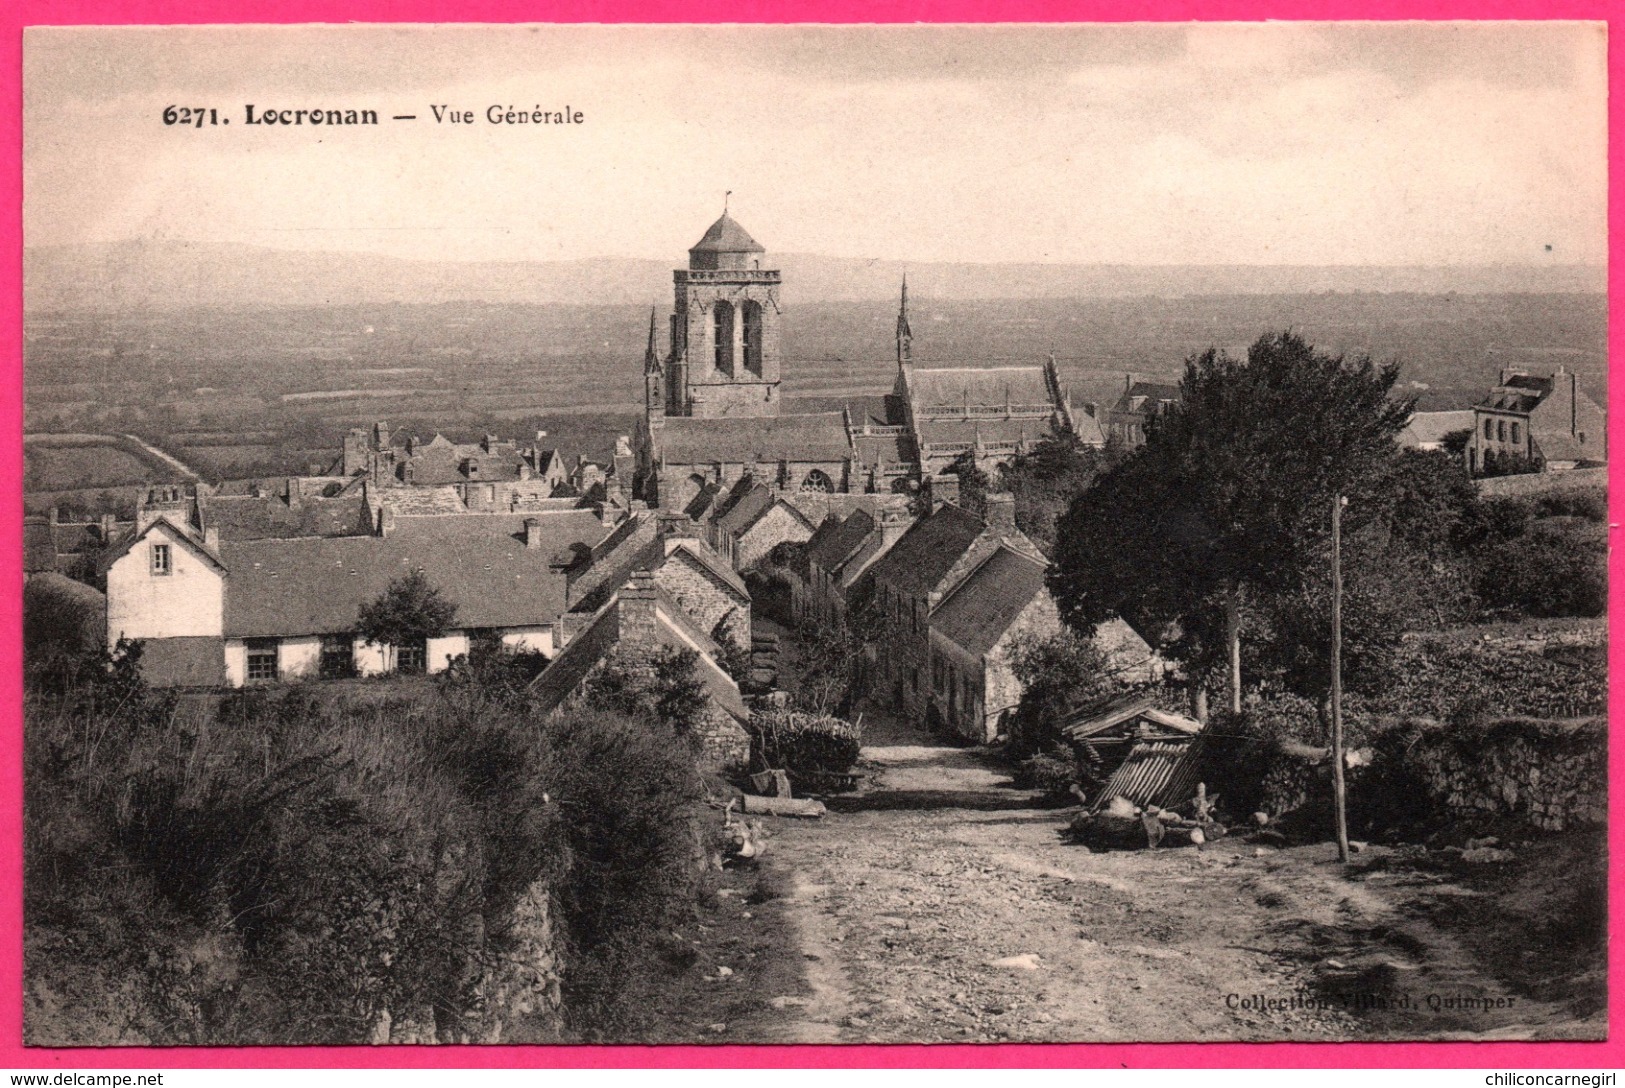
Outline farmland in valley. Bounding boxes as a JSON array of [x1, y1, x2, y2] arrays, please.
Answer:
[[23, 291, 1607, 511]]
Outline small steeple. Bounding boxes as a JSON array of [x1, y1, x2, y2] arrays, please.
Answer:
[[896, 274, 913, 368], [643, 307, 661, 373]]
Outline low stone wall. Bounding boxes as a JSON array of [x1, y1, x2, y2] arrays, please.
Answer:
[[1400, 716, 1606, 831]]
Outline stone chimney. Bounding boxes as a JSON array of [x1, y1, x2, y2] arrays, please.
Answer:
[[985, 491, 1017, 533], [203, 526, 219, 550], [656, 510, 695, 540], [286, 476, 303, 510], [877, 502, 913, 547], [378, 506, 396, 537], [100, 513, 116, 540], [617, 569, 660, 648], [524, 517, 545, 549]]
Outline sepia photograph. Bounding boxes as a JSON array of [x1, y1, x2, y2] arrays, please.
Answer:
[[20, 22, 1609, 1047]]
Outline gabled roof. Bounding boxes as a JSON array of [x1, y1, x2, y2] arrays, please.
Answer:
[[656, 412, 853, 465], [104, 516, 225, 573], [218, 512, 607, 639], [909, 366, 1054, 410], [866, 502, 987, 597], [807, 510, 876, 573], [665, 537, 750, 600], [528, 592, 748, 721], [714, 481, 777, 537], [929, 546, 1049, 659], [1060, 692, 1202, 742], [1112, 381, 1183, 414], [741, 495, 817, 538], [690, 213, 765, 255], [1398, 410, 1474, 448], [565, 513, 662, 613]]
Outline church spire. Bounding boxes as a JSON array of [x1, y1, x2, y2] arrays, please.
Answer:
[[896, 274, 913, 367], [643, 307, 661, 373]]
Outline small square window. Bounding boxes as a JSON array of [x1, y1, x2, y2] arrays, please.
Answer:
[[397, 641, 427, 675], [151, 543, 172, 575], [246, 639, 278, 682]]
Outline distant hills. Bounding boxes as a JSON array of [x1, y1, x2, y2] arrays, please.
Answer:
[[24, 238, 1606, 313]]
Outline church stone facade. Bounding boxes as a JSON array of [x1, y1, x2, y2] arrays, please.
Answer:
[[636, 214, 1087, 512]]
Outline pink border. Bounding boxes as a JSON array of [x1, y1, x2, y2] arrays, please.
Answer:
[[4, 0, 1621, 1069]]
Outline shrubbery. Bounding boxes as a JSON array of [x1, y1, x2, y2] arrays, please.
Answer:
[[746, 709, 861, 777], [25, 644, 711, 1044], [1012, 749, 1078, 797]]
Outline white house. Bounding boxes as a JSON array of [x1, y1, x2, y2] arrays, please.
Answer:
[[103, 510, 613, 688]]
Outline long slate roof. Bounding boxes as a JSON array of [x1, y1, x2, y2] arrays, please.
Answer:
[[202, 492, 372, 540], [909, 366, 1053, 410], [866, 502, 987, 597], [219, 512, 608, 638], [656, 412, 852, 465], [917, 418, 1051, 450], [807, 510, 876, 572], [930, 546, 1049, 659]]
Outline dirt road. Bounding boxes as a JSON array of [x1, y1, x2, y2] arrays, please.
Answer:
[[736, 719, 1602, 1044]]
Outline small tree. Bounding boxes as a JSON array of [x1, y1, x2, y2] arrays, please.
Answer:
[[355, 570, 456, 652]]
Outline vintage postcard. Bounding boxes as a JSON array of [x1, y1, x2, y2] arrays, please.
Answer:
[[20, 23, 1608, 1047]]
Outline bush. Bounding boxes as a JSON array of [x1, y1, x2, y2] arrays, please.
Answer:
[[542, 709, 706, 1040], [1004, 631, 1134, 760], [25, 641, 711, 1045], [1474, 518, 1606, 618], [1013, 749, 1078, 797], [747, 709, 860, 776]]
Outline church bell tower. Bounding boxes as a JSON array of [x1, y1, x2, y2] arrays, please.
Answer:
[[666, 211, 783, 418]]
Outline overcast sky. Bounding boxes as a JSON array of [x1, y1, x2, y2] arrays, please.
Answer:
[[23, 23, 1608, 266]]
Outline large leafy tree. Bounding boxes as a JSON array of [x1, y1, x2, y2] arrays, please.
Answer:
[[1052, 332, 1415, 715], [998, 432, 1106, 552], [356, 569, 457, 649]]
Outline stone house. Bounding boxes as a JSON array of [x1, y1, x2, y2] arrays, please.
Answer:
[[1105, 376, 1182, 448], [528, 570, 752, 771], [864, 493, 1046, 726], [103, 508, 612, 688], [794, 502, 914, 631], [1470, 367, 1606, 475], [560, 510, 752, 650], [708, 478, 819, 570], [928, 547, 1160, 744]]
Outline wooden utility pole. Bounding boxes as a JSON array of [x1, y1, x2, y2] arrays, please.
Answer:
[[1330, 493, 1351, 864]]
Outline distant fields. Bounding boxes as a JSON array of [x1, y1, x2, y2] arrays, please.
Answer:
[[23, 292, 1607, 509]]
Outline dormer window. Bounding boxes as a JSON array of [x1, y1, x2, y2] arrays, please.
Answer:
[[151, 543, 172, 575]]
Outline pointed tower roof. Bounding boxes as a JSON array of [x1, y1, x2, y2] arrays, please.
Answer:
[[897, 275, 913, 341], [690, 213, 765, 257], [644, 308, 661, 373]]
